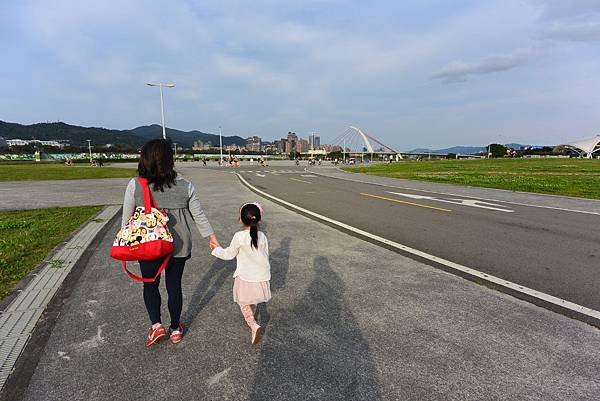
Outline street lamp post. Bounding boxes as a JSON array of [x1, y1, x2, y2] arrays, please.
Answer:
[[146, 82, 175, 139], [87, 139, 92, 163], [173, 142, 177, 159], [219, 126, 223, 165]]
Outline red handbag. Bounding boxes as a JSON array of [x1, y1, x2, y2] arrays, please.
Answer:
[[110, 177, 175, 282]]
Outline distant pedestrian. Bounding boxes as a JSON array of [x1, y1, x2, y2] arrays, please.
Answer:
[[210, 202, 270, 345], [121, 139, 220, 346]]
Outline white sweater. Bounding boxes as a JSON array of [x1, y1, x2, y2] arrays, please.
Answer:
[[211, 230, 270, 282]]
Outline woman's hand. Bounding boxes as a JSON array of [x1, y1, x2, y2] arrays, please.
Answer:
[[208, 234, 220, 250]]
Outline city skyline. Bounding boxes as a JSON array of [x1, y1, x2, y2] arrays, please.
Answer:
[[1, 1, 600, 150]]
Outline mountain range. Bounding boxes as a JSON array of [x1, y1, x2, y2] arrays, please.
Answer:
[[0, 120, 247, 148]]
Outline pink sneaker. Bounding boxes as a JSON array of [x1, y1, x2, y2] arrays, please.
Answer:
[[251, 324, 264, 345], [146, 324, 166, 346], [170, 324, 184, 344]]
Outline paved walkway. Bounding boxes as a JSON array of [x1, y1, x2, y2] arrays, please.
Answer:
[[0, 178, 131, 210], [6, 168, 600, 401]]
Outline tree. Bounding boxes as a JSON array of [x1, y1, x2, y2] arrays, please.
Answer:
[[328, 151, 343, 160], [488, 143, 507, 158]]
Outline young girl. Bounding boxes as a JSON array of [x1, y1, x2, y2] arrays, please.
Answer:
[[210, 202, 271, 344]]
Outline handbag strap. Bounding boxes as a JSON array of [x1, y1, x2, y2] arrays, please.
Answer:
[[122, 254, 172, 283], [137, 177, 157, 214]]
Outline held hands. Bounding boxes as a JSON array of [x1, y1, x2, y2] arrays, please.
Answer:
[[208, 234, 220, 250]]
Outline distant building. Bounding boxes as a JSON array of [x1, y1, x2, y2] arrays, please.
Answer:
[[285, 132, 298, 154], [308, 134, 320, 149], [246, 136, 262, 152], [192, 140, 212, 151], [6, 139, 29, 147], [263, 143, 278, 154], [224, 144, 242, 151], [272, 139, 285, 154], [0, 137, 7, 148], [297, 138, 309, 153], [6, 139, 65, 148], [322, 144, 342, 152]]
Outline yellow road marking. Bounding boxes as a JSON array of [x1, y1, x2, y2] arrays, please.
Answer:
[[360, 192, 452, 212]]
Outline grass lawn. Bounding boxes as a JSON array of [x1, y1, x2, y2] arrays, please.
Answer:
[[345, 158, 600, 199], [0, 206, 102, 300], [0, 163, 135, 181]]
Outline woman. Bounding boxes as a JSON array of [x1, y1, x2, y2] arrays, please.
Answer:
[[121, 139, 219, 346]]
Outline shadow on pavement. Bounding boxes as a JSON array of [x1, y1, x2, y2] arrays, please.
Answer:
[[182, 258, 231, 330], [270, 237, 291, 291], [255, 236, 292, 329], [249, 256, 381, 401]]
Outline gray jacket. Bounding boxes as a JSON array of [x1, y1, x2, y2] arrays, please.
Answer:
[[121, 176, 214, 258]]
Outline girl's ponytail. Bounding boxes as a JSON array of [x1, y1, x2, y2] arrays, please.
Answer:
[[240, 203, 262, 250], [249, 220, 259, 250]]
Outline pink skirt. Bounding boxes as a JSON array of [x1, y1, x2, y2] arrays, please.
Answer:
[[233, 277, 271, 305]]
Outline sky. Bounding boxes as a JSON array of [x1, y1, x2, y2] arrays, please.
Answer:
[[1, 0, 599, 150]]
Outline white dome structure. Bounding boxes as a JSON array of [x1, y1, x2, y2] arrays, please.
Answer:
[[563, 135, 600, 159]]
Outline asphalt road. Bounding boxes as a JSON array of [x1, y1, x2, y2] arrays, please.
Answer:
[[232, 166, 600, 313]]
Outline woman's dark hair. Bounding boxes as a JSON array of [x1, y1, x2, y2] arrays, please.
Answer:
[[137, 139, 177, 192], [240, 203, 261, 249]]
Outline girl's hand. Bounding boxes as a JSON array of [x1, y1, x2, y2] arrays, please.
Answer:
[[208, 234, 220, 250]]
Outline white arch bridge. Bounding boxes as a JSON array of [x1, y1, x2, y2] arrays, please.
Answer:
[[330, 126, 402, 159]]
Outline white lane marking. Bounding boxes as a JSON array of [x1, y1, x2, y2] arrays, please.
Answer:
[[312, 171, 600, 216], [387, 191, 514, 213], [256, 173, 266, 177], [235, 172, 600, 323], [290, 177, 312, 184], [301, 174, 317, 177]]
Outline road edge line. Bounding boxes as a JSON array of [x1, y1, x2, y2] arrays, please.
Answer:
[[235, 172, 600, 328]]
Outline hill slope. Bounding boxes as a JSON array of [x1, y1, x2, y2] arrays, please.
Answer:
[[0, 121, 143, 147], [130, 125, 246, 147], [0, 120, 246, 148]]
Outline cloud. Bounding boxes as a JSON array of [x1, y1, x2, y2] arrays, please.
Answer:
[[533, 0, 600, 20], [431, 50, 529, 83], [533, 0, 600, 42], [541, 22, 600, 42]]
